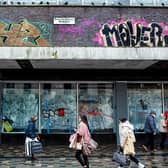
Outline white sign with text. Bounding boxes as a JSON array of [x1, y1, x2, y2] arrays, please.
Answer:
[[53, 17, 75, 24]]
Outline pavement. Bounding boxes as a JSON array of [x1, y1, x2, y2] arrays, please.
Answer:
[[0, 144, 168, 167]]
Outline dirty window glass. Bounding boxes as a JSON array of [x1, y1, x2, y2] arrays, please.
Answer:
[[2, 83, 39, 133], [128, 83, 162, 132], [40, 83, 77, 133], [78, 83, 115, 133]]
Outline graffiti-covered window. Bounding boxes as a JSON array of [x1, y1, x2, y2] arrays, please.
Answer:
[[40, 83, 77, 133], [128, 83, 162, 132], [1, 83, 39, 133], [78, 83, 114, 133]]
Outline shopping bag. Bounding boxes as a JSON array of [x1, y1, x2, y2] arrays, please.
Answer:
[[112, 151, 130, 166], [88, 138, 98, 151], [69, 133, 77, 149], [31, 141, 43, 154], [76, 142, 82, 150], [82, 138, 98, 156], [69, 133, 82, 150], [83, 144, 92, 156]]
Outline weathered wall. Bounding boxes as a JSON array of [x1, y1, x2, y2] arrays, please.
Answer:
[[0, 6, 168, 47]]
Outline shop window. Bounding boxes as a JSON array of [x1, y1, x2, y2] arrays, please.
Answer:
[[1, 83, 39, 133], [163, 84, 168, 112], [78, 83, 114, 133], [40, 83, 77, 134], [128, 83, 162, 132]]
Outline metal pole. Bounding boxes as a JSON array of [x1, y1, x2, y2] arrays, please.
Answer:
[[38, 83, 41, 133], [76, 83, 79, 128], [162, 82, 165, 113]]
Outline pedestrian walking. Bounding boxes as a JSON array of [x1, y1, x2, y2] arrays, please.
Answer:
[[25, 115, 39, 160], [118, 118, 145, 168], [142, 111, 157, 153], [159, 113, 167, 149], [75, 114, 91, 168]]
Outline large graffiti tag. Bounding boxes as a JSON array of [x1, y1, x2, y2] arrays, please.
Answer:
[[93, 18, 168, 47], [0, 19, 50, 46]]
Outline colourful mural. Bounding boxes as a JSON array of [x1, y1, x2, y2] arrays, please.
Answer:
[[0, 19, 50, 46], [93, 18, 168, 47]]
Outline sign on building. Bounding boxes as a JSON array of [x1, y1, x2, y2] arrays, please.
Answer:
[[53, 17, 75, 25]]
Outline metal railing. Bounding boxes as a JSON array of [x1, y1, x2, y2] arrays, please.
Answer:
[[0, 0, 167, 6]]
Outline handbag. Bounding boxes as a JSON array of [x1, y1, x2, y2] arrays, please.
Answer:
[[69, 133, 82, 150], [69, 133, 77, 149], [76, 142, 82, 150], [112, 150, 130, 166], [31, 141, 43, 154]]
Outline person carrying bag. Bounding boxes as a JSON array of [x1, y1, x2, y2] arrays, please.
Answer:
[[116, 118, 145, 168], [69, 114, 98, 168], [25, 115, 42, 160], [75, 114, 91, 168]]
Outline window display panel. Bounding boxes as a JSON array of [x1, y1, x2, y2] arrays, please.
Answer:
[[128, 83, 162, 132], [2, 83, 39, 133], [79, 83, 114, 133], [163, 84, 168, 113], [41, 83, 77, 133]]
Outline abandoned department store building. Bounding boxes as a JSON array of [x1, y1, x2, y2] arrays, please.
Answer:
[[0, 0, 168, 145]]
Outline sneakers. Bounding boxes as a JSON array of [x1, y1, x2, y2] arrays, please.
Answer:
[[142, 145, 148, 152], [138, 162, 145, 168]]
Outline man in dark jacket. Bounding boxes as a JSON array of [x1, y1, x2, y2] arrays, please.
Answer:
[[142, 111, 157, 153], [25, 115, 38, 160]]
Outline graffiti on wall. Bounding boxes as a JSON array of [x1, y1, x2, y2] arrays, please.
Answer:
[[57, 17, 100, 42], [0, 19, 50, 46], [93, 18, 168, 47]]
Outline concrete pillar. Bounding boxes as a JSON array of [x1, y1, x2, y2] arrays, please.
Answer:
[[115, 82, 128, 145], [0, 81, 2, 144]]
